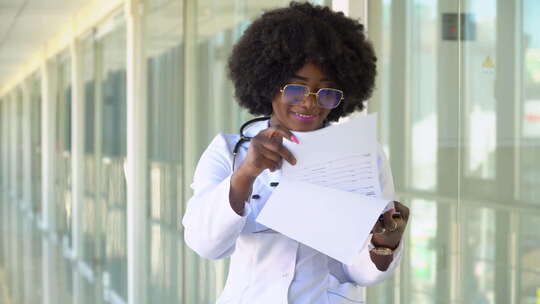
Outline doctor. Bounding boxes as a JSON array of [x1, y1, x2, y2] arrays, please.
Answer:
[[182, 2, 410, 303]]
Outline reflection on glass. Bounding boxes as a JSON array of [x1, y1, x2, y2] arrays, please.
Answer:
[[520, 0, 540, 204], [99, 21, 128, 301], [144, 0, 184, 302], [409, 199, 437, 299], [81, 34, 99, 269], [463, 0, 497, 179], [55, 52, 73, 249], [409, 0, 438, 191], [461, 206, 495, 303], [519, 214, 540, 304], [30, 74, 42, 217], [15, 89, 24, 200]]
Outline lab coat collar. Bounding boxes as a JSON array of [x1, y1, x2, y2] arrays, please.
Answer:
[[243, 117, 270, 138]]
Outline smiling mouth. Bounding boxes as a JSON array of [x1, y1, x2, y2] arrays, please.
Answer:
[[292, 111, 317, 121]]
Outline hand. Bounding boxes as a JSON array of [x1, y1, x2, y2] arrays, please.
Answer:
[[237, 125, 298, 178], [229, 125, 298, 215], [371, 201, 410, 250]]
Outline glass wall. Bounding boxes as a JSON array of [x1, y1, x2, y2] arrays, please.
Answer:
[[55, 51, 73, 248], [79, 29, 101, 296], [14, 89, 24, 203], [30, 73, 43, 218], [143, 1, 184, 303], [367, 0, 540, 303], [98, 18, 128, 303], [79, 30, 106, 303]]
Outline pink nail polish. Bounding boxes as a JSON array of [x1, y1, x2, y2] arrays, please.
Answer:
[[291, 135, 299, 144]]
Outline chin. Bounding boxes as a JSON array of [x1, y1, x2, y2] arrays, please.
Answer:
[[287, 115, 324, 131]]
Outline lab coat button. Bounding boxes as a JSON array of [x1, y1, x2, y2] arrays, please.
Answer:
[[251, 194, 260, 199]]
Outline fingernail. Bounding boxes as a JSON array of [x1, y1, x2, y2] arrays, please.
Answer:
[[290, 135, 299, 144]]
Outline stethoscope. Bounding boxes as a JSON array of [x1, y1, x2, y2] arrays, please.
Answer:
[[232, 116, 271, 171]]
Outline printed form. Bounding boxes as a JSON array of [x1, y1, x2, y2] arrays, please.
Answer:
[[256, 113, 394, 265]]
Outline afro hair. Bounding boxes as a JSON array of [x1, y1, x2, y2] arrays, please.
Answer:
[[227, 1, 377, 122]]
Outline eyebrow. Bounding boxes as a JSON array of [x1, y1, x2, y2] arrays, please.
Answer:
[[291, 74, 331, 82]]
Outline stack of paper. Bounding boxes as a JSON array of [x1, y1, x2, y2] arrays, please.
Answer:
[[256, 113, 392, 265]]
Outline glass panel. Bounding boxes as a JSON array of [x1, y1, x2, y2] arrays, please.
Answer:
[[81, 33, 100, 269], [463, 0, 497, 180], [15, 88, 24, 201], [408, 199, 438, 299], [30, 74, 43, 217], [55, 52, 73, 248], [98, 20, 128, 301], [144, 0, 184, 302], [520, 0, 540, 204], [408, 0, 438, 191], [461, 205, 496, 303], [519, 213, 540, 304]]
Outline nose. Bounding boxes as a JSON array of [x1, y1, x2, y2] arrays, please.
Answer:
[[302, 92, 318, 109]]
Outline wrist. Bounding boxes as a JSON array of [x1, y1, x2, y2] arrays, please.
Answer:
[[229, 167, 257, 216], [236, 163, 261, 180]]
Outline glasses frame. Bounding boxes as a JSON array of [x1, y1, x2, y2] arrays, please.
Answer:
[[279, 84, 344, 109]]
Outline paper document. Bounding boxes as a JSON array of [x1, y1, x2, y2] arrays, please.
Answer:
[[256, 113, 393, 264], [281, 113, 382, 198], [256, 179, 388, 264]]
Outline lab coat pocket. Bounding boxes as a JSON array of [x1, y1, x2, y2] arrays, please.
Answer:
[[326, 290, 365, 304], [326, 280, 365, 304]]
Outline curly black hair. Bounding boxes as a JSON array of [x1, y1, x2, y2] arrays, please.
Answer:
[[228, 1, 377, 122]]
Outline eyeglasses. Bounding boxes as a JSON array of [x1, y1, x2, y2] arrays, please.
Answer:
[[279, 84, 344, 109]]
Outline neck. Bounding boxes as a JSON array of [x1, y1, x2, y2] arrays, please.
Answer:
[[269, 115, 281, 128]]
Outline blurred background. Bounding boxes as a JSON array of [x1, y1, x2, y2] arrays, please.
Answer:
[[0, 0, 538, 303]]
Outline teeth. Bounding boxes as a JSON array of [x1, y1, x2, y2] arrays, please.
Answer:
[[295, 112, 313, 118]]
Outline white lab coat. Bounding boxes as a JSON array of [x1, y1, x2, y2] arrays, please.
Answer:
[[182, 120, 403, 304]]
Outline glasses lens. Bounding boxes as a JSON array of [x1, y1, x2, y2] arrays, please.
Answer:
[[317, 89, 342, 108], [283, 85, 307, 105]]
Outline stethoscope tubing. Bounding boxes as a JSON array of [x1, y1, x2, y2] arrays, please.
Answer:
[[232, 116, 271, 170]]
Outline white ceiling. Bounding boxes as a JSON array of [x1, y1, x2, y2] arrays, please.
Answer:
[[0, 0, 88, 91]]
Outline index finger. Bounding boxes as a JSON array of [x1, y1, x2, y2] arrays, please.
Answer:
[[261, 140, 297, 165], [394, 201, 410, 221], [264, 125, 299, 144], [382, 209, 397, 232]]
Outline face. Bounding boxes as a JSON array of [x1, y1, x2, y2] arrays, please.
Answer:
[[270, 62, 335, 132]]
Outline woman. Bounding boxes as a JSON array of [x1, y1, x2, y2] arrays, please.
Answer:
[[182, 2, 410, 303]]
